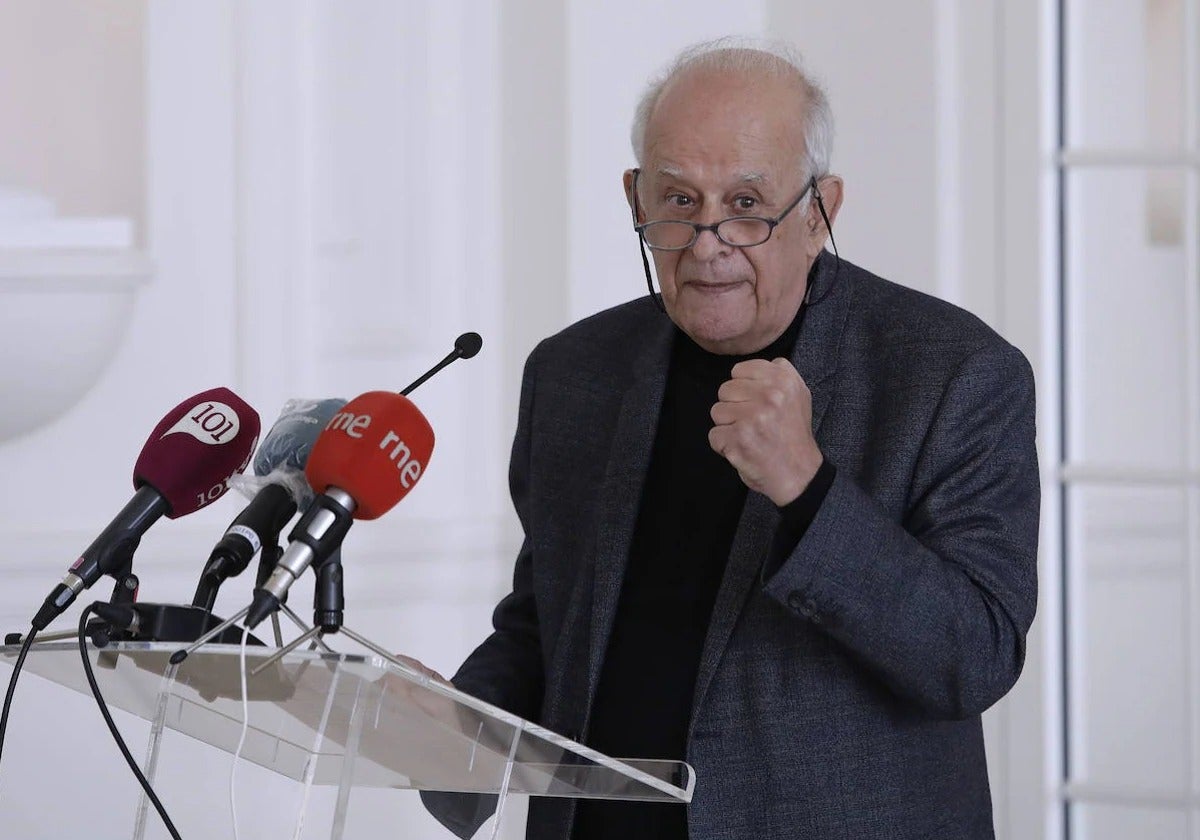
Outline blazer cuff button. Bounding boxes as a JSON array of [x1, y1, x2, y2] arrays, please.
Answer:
[[787, 592, 825, 624], [787, 591, 815, 617]]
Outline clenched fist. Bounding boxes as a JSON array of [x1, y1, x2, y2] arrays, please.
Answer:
[[708, 358, 824, 506]]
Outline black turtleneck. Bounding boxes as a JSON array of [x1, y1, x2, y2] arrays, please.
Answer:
[[573, 304, 836, 840]]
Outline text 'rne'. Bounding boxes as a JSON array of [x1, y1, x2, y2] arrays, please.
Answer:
[[379, 430, 423, 488], [327, 411, 371, 438]]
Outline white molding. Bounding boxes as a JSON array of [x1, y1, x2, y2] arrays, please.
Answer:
[[1083, 560, 1186, 580], [1060, 782, 1200, 809], [1058, 149, 1200, 168], [0, 250, 153, 285], [998, 0, 1057, 838], [1184, 14, 1200, 825], [1059, 464, 1200, 485]]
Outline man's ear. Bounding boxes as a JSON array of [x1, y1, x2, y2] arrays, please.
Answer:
[[623, 169, 639, 221], [807, 175, 844, 254]]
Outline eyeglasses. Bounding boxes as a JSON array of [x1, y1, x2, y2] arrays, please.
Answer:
[[630, 167, 839, 313], [630, 168, 815, 251]]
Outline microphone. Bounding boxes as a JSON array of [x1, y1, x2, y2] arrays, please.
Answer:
[[400, 331, 482, 395], [244, 391, 434, 628], [191, 483, 294, 612], [192, 398, 347, 611], [252, 397, 350, 507], [31, 388, 261, 631]]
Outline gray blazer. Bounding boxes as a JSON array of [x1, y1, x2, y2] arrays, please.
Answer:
[[446, 252, 1039, 839]]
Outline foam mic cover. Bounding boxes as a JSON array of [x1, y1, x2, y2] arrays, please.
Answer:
[[253, 397, 347, 507], [191, 398, 345, 611], [134, 387, 262, 517], [32, 387, 260, 631], [455, 331, 482, 359], [305, 391, 434, 520]]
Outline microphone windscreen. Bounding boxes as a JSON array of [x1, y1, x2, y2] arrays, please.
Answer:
[[133, 387, 261, 518], [253, 398, 348, 477], [305, 391, 434, 520], [455, 332, 483, 359]]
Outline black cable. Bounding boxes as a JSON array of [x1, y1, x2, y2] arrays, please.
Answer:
[[0, 628, 38, 789], [77, 604, 183, 840], [636, 232, 667, 314], [802, 178, 841, 308]]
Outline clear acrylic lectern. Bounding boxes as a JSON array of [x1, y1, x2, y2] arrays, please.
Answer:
[[1, 641, 693, 839]]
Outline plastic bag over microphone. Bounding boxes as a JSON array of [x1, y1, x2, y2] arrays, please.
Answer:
[[229, 397, 347, 509]]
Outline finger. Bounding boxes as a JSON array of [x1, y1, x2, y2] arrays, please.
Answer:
[[708, 424, 732, 459], [710, 400, 742, 426], [716, 378, 763, 403], [718, 384, 807, 427], [709, 420, 759, 462], [729, 359, 778, 380], [394, 654, 443, 681], [712, 398, 773, 428]]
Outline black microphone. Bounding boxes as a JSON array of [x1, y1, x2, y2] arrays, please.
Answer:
[[191, 484, 296, 612], [191, 398, 348, 611], [400, 332, 483, 396]]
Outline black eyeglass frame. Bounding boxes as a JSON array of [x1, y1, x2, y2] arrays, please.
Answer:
[[630, 169, 815, 251], [629, 167, 840, 312]]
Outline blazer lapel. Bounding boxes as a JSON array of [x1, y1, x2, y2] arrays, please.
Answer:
[[585, 317, 675, 707], [794, 250, 853, 434], [689, 251, 854, 734]]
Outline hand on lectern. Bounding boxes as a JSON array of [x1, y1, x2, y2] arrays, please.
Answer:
[[392, 653, 451, 686], [379, 653, 465, 731]]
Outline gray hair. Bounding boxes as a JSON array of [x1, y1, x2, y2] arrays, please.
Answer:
[[630, 37, 834, 184]]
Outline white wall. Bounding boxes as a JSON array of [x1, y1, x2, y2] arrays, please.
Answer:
[[0, 1, 1052, 838]]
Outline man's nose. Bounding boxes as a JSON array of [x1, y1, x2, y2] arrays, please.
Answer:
[[689, 225, 732, 261]]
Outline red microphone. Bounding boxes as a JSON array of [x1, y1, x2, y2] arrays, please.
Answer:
[[32, 387, 261, 631], [244, 391, 434, 627], [306, 392, 434, 518]]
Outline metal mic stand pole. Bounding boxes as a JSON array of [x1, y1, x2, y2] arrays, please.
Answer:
[[309, 551, 435, 681], [169, 606, 250, 664], [255, 542, 287, 647], [251, 550, 344, 676], [255, 541, 334, 653]]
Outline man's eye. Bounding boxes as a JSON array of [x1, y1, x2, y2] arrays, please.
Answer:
[[665, 193, 694, 208], [733, 196, 759, 212]]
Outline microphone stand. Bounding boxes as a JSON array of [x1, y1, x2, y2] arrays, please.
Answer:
[[166, 540, 330, 658], [250, 550, 420, 680], [255, 543, 287, 647], [251, 549, 343, 676], [5, 541, 140, 648], [173, 521, 347, 660]]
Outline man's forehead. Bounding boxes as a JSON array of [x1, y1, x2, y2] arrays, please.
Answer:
[[653, 164, 770, 184], [643, 70, 806, 178], [652, 64, 803, 122]]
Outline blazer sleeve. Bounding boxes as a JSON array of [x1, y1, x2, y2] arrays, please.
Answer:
[[761, 342, 1040, 719]]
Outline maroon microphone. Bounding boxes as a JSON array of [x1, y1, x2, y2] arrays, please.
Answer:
[[31, 387, 261, 631]]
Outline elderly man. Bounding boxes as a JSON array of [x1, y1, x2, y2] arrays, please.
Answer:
[[442, 39, 1039, 840]]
